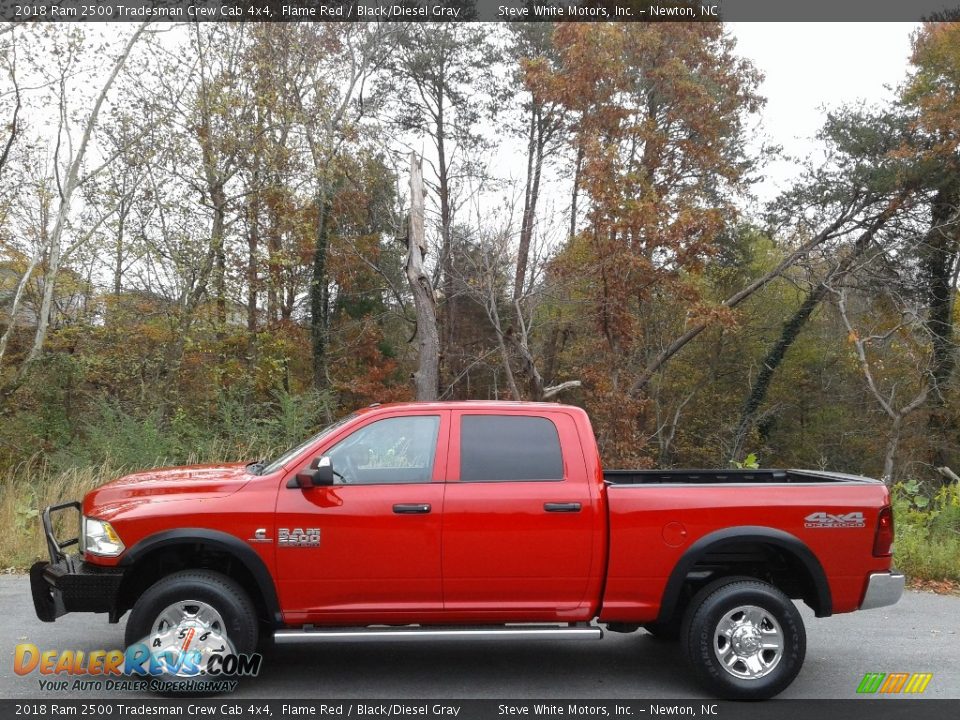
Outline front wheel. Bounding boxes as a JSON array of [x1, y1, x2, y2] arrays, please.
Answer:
[[124, 569, 258, 681], [681, 579, 805, 700]]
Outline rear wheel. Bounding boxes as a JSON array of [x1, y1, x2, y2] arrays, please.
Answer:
[[681, 578, 805, 700]]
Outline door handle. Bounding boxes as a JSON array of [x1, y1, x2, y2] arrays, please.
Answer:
[[544, 502, 581, 513], [393, 503, 432, 514]]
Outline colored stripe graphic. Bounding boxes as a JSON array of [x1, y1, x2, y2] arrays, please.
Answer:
[[903, 673, 933, 693], [857, 672, 932, 694], [856, 673, 885, 693], [879, 673, 909, 693]]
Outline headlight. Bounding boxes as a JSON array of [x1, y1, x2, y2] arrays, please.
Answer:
[[82, 517, 125, 557]]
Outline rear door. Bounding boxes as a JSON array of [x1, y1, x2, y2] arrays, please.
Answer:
[[441, 410, 598, 619]]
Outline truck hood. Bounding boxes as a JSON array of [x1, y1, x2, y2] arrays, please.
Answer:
[[84, 463, 253, 518]]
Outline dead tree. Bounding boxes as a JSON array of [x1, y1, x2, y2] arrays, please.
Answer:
[[405, 152, 439, 400]]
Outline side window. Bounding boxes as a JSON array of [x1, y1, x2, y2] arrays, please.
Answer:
[[326, 415, 440, 485], [460, 415, 564, 482]]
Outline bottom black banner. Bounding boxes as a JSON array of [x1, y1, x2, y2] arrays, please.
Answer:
[[1, 699, 957, 720]]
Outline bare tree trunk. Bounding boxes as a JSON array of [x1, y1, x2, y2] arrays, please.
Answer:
[[730, 206, 897, 460], [25, 23, 148, 366], [436, 98, 456, 387], [627, 204, 874, 396], [163, 245, 217, 378], [0, 253, 40, 368], [569, 143, 584, 242], [113, 201, 126, 296], [0, 38, 20, 181], [268, 202, 281, 323], [509, 298, 545, 400], [483, 286, 521, 401], [246, 203, 259, 334], [214, 213, 226, 329], [406, 153, 439, 400], [515, 107, 545, 300], [837, 286, 929, 483], [883, 416, 902, 483], [496, 332, 521, 401], [198, 118, 228, 334], [923, 188, 960, 473], [310, 191, 331, 388]]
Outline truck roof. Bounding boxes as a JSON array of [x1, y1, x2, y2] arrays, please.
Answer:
[[354, 400, 580, 416]]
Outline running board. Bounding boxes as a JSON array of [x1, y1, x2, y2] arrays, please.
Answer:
[[274, 625, 603, 644]]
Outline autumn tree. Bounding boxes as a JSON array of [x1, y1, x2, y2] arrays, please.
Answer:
[[533, 23, 763, 463], [901, 21, 960, 473], [275, 24, 398, 390]]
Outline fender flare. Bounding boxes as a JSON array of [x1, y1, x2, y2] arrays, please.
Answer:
[[119, 528, 282, 625], [656, 525, 831, 623]]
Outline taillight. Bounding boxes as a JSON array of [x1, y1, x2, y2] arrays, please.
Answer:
[[873, 505, 894, 557]]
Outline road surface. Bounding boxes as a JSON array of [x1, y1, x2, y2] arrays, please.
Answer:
[[0, 576, 956, 699]]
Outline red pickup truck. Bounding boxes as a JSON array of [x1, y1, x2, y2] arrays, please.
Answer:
[[31, 401, 903, 699]]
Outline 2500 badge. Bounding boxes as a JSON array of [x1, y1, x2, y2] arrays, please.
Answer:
[[278, 528, 321, 547]]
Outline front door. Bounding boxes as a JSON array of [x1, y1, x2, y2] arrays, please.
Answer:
[[275, 411, 449, 624]]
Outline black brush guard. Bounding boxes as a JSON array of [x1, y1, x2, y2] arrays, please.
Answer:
[[30, 501, 124, 623]]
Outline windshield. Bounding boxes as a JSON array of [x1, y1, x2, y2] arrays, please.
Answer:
[[257, 413, 357, 475]]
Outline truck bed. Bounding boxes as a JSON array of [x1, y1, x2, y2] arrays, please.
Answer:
[[603, 468, 881, 485]]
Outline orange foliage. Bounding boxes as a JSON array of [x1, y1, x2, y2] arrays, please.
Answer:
[[905, 22, 960, 161], [529, 24, 762, 463]]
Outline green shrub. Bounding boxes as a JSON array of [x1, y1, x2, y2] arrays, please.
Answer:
[[892, 481, 960, 582]]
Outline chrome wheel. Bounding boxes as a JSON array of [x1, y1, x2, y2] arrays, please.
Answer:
[[148, 599, 233, 677], [713, 604, 783, 680], [152, 599, 225, 636]]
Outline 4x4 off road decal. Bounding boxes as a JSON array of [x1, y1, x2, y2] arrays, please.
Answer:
[[804, 511, 866, 528], [278, 528, 321, 547]]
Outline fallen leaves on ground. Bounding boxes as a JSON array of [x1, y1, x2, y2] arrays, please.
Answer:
[[907, 577, 960, 595]]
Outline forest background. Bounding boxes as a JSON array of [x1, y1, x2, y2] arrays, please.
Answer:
[[0, 19, 958, 581]]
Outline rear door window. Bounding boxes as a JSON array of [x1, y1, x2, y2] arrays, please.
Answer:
[[460, 415, 563, 482]]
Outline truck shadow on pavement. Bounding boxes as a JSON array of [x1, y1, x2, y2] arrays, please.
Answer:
[[249, 634, 702, 699]]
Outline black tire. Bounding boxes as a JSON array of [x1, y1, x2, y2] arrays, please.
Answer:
[[680, 578, 805, 700], [125, 570, 259, 655]]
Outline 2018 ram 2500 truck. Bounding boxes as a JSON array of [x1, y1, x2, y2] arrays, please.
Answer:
[[31, 401, 903, 699]]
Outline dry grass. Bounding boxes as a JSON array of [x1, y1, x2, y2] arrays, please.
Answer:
[[0, 440, 276, 570], [0, 457, 124, 569]]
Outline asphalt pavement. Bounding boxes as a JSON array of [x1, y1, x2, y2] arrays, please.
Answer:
[[0, 576, 957, 700]]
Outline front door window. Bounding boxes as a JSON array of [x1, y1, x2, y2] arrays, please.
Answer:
[[326, 415, 441, 485]]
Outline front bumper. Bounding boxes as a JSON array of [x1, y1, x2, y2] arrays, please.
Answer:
[[30, 500, 125, 623], [859, 571, 905, 610], [31, 556, 124, 622]]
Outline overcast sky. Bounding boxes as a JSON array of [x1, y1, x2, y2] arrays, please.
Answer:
[[730, 22, 919, 204]]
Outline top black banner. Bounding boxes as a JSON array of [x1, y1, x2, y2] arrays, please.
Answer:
[[0, 0, 958, 23]]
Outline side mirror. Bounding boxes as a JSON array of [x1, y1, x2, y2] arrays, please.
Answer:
[[294, 456, 335, 488]]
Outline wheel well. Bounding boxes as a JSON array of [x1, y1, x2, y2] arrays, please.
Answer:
[[115, 544, 273, 627], [660, 540, 827, 625]]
